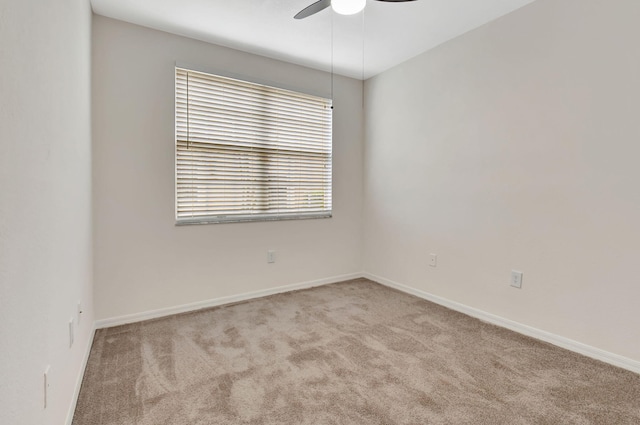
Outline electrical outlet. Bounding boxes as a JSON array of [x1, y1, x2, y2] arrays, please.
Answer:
[[44, 366, 50, 409], [68, 318, 74, 347], [429, 254, 437, 268], [511, 270, 523, 289], [267, 250, 276, 264]]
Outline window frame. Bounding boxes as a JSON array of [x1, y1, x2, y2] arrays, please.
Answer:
[[174, 65, 333, 226]]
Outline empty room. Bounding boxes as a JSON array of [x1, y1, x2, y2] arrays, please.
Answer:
[[1, 0, 639, 424]]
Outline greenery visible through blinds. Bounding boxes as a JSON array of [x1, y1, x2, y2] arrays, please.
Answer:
[[176, 68, 333, 224]]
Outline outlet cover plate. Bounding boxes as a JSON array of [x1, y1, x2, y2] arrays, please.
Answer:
[[44, 365, 50, 409], [511, 270, 523, 288]]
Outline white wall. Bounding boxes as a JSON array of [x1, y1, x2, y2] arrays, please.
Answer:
[[0, 0, 94, 424], [363, 0, 640, 363], [92, 16, 364, 320]]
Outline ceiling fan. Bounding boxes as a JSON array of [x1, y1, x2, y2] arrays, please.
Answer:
[[294, 0, 417, 20]]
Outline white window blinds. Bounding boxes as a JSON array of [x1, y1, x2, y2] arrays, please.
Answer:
[[175, 68, 333, 224]]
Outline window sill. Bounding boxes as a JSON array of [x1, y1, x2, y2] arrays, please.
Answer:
[[175, 212, 332, 226]]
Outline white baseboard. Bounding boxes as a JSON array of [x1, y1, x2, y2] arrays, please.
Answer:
[[363, 272, 640, 375], [92, 271, 639, 375], [95, 272, 363, 329], [65, 322, 96, 425]]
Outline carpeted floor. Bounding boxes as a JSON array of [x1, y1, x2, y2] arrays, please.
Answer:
[[73, 278, 640, 424]]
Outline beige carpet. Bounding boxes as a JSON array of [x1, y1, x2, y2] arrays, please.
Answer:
[[73, 279, 640, 424]]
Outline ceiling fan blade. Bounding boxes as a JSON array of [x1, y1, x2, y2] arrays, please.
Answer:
[[294, 0, 331, 19]]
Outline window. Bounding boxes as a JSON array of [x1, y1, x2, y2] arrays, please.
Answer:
[[175, 67, 333, 224]]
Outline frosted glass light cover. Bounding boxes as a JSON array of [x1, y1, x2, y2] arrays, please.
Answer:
[[332, 0, 366, 15]]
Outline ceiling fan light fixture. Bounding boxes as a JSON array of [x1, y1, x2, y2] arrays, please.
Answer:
[[331, 0, 366, 15]]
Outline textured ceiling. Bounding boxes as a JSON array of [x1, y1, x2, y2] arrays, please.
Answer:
[[91, 0, 536, 79]]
